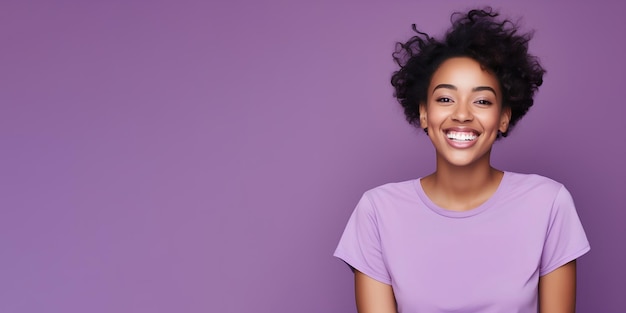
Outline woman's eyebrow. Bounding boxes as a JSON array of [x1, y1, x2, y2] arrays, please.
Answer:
[[432, 84, 456, 93], [472, 86, 497, 96], [432, 84, 497, 96]]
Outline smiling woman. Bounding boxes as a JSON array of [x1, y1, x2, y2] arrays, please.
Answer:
[[420, 57, 509, 169], [333, 8, 590, 313]]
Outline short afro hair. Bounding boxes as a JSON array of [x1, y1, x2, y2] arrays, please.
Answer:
[[390, 8, 546, 137]]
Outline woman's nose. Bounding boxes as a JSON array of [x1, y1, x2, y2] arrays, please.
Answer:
[[452, 102, 473, 122]]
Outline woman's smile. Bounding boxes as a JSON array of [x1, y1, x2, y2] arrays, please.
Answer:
[[419, 57, 510, 167]]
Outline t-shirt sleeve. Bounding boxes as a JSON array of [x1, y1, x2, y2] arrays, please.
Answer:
[[333, 193, 391, 285], [540, 185, 590, 276]]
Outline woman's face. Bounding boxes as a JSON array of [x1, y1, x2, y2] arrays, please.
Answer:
[[419, 57, 510, 168]]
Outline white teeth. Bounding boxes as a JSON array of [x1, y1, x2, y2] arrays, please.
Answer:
[[446, 131, 477, 141]]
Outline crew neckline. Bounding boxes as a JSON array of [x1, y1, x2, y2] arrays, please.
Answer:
[[413, 171, 509, 218]]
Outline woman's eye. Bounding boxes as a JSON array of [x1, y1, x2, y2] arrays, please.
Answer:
[[436, 97, 452, 103], [475, 99, 492, 105]]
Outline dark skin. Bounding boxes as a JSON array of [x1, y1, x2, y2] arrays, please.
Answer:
[[354, 58, 577, 313]]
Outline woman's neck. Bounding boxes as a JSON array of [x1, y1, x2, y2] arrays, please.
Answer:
[[421, 157, 504, 211]]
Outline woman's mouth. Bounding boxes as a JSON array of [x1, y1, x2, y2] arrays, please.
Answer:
[[446, 131, 478, 142]]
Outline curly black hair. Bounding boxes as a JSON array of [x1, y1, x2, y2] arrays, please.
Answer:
[[390, 8, 545, 137]]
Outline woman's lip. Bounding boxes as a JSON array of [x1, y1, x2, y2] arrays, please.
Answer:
[[445, 135, 478, 149], [443, 128, 479, 149], [444, 126, 480, 135]]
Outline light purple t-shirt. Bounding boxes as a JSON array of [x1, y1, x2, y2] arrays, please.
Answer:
[[334, 172, 590, 313]]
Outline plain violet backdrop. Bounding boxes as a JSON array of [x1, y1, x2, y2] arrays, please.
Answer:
[[1, 0, 624, 312]]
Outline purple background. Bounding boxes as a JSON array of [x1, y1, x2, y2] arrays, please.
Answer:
[[1, 1, 624, 312]]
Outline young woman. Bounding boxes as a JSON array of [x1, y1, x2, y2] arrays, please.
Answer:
[[334, 8, 590, 313]]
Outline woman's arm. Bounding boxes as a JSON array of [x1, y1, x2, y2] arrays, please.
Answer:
[[354, 270, 397, 313], [538, 260, 577, 313]]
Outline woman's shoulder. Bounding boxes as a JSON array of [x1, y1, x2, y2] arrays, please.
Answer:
[[503, 171, 567, 195], [361, 179, 421, 202]]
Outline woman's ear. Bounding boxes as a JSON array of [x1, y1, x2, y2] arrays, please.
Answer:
[[419, 103, 428, 129], [499, 107, 512, 133]]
